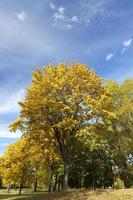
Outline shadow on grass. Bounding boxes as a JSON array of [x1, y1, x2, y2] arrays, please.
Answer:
[[95, 189, 111, 195], [0, 191, 89, 200], [0, 194, 32, 200], [14, 190, 92, 200], [0, 189, 112, 200]]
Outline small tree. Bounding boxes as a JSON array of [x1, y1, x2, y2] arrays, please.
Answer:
[[2, 138, 32, 194]]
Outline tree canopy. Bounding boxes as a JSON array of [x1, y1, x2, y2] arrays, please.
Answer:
[[0, 63, 132, 192]]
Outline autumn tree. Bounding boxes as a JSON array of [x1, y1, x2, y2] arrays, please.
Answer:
[[2, 138, 32, 194], [25, 133, 60, 192], [101, 79, 133, 186], [10, 63, 115, 189], [0, 156, 5, 188]]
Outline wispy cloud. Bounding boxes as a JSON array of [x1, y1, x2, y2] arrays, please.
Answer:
[[16, 11, 27, 22], [49, 0, 107, 29], [106, 53, 114, 61], [50, 3, 80, 29], [49, 2, 56, 10], [57, 7, 65, 14], [0, 89, 25, 114], [104, 38, 132, 60], [0, 9, 67, 65], [53, 6, 66, 22], [0, 124, 22, 139], [80, 0, 106, 25], [121, 38, 132, 54], [71, 16, 80, 23]]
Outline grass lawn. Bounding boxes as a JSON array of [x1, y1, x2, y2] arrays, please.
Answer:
[[0, 188, 133, 200]]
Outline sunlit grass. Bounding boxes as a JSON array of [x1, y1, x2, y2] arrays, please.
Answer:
[[0, 188, 133, 200]]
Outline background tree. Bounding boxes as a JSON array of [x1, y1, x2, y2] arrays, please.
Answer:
[[102, 79, 133, 187], [2, 138, 32, 194]]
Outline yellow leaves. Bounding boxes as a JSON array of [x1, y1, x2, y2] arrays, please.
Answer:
[[11, 63, 114, 136], [9, 118, 23, 132], [32, 68, 43, 83], [8, 62, 121, 179], [57, 63, 67, 74], [43, 64, 57, 76], [2, 136, 43, 185], [54, 118, 78, 131], [76, 128, 91, 138]]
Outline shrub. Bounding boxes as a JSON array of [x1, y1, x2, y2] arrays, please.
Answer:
[[114, 178, 124, 189]]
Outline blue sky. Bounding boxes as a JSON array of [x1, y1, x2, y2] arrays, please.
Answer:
[[0, 0, 133, 155]]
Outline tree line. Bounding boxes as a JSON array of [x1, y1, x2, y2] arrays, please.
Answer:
[[0, 63, 133, 194]]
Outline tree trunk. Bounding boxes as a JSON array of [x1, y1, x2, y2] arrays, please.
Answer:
[[48, 173, 53, 192], [34, 178, 37, 192], [53, 175, 58, 192], [19, 183, 23, 195], [58, 175, 62, 191], [54, 128, 70, 190], [63, 162, 69, 190], [58, 182, 60, 191]]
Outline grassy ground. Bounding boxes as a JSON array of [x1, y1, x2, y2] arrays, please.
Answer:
[[0, 188, 133, 200]]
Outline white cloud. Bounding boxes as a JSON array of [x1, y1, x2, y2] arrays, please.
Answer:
[[0, 89, 25, 114], [53, 6, 66, 22], [53, 12, 66, 22], [106, 53, 114, 61], [57, 7, 65, 14], [49, 3, 55, 10], [0, 124, 22, 139], [123, 39, 132, 47], [52, 1, 108, 29], [51, 0, 106, 28], [16, 11, 27, 22], [52, 5, 80, 28], [71, 16, 80, 23], [121, 38, 132, 54]]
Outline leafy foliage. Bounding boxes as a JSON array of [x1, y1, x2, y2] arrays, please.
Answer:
[[0, 63, 132, 192]]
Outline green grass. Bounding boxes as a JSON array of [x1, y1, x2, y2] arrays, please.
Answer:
[[0, 188, 133, 200]]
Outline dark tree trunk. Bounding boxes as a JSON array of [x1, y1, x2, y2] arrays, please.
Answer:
[[63, 162, 69, 190], [34, 178, 37, 192], [57, 175, 62, 191], [48, 182, 52, 192], [48, 173, 53, 192], [54, 128, 71, 190], [53, 175, 58, 192], [19, 183, 23, 195], [58, 182, 60, 191]]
